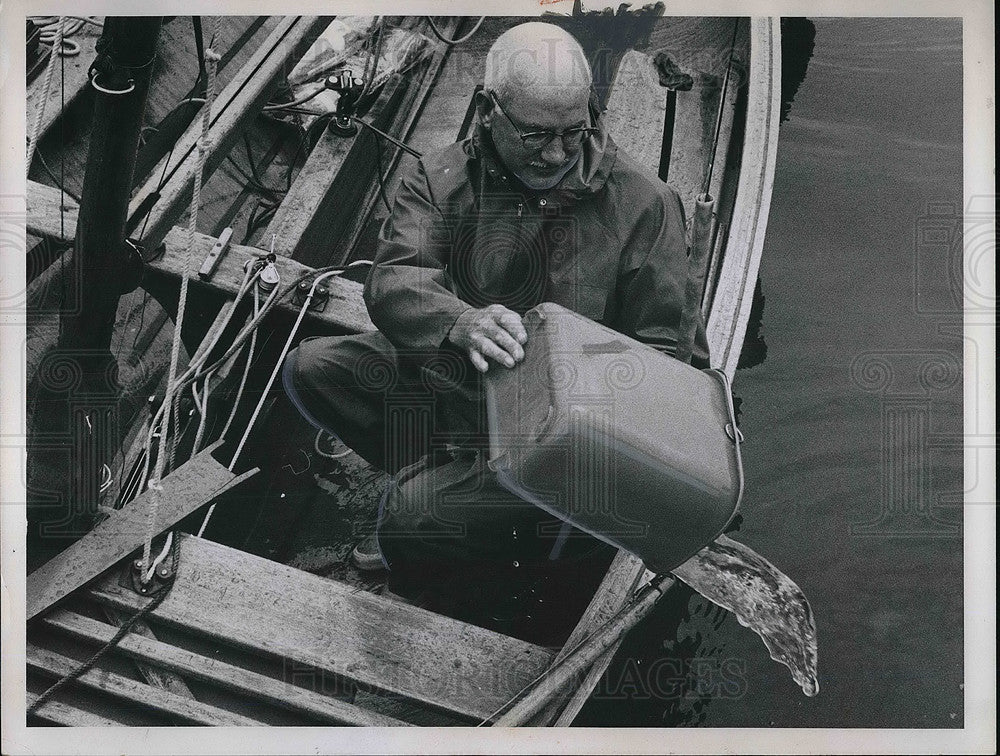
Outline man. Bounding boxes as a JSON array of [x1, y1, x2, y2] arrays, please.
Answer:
[[283, 22, 709, 600]]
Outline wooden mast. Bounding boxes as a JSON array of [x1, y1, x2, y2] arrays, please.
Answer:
[[59, 17, 163, 356], [27, 18, 163, 570]]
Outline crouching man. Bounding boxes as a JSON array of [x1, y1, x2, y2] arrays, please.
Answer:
[[282, 21, 708, 605]]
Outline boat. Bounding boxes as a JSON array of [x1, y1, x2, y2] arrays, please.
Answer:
[[21, 13, 781, 726]]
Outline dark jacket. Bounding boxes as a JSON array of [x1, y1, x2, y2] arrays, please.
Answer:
[[363, 122, 710, 368]]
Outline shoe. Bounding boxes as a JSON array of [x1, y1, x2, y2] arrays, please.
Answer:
[[350, 534, 386, 572]]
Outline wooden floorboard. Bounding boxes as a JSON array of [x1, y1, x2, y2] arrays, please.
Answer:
[[87, 533, 555, 721], [27, 644, 265, 726], [43, 610, 410, 726], [26, 692, 125, 727]]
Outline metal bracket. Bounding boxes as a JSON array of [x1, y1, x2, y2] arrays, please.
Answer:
[[291, 279, 330, 312], [128, 551, 176, 597], [198, 227, 234, 281]]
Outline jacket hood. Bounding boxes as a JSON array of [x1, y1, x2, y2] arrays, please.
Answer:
[[465, 105, 618, 202]]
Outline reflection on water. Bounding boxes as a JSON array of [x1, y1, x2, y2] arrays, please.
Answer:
[[672, 534, 819, 698]]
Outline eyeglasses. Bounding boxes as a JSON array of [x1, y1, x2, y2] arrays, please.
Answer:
[[489, 92, 597, 151]]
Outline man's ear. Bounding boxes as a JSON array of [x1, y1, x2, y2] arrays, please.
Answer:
[[474, 88, 495, 129]]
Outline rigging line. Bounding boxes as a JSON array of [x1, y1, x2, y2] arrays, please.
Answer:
[[27, 533, 181, 720], [27, 16, 65, 176], [190, 371, 213, 454], [219, 287, 261, 440], [198, 285, 261, 537], [34, 148, 81, 204], [143, 19, 223, 576], [227, 262, 373, 472], [261, 84, 326, 112], [424, 16, 486, 46], [134, 18, 210, 241], [359, 18, 385, 103], [702, 18, 741, 198]]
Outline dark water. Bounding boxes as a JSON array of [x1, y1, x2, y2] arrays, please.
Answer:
[[576, 18, 965, 728]]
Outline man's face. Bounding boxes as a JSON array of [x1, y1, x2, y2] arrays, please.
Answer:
[[478, 86, 591, 190]]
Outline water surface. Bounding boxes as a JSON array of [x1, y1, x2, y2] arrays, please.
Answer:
[[577, 17, 965, 728]]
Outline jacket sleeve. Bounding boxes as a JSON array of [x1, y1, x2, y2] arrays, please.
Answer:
[[614, 186, 712, 369], [363, 159, 472, 354]]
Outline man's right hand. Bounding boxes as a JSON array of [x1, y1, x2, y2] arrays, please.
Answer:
[[448, 305, 528, 373]]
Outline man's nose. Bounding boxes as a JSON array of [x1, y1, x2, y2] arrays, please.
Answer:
[[540, 136, 567, 165]]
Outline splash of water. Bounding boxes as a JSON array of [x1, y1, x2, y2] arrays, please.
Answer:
[[670, 533, 820, 697]]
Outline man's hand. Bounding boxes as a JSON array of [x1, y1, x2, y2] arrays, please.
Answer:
[[448, 305, 528, 373]]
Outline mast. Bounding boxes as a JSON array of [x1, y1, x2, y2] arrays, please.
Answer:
[[28, 17, 163, 570]]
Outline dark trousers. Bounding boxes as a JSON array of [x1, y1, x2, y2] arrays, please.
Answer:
[[283, 332, 604, 580]]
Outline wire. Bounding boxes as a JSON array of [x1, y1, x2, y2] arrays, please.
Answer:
[[262, 84, 327, 112], [227, 261, 374, 471], [219, 287, 260, 441], [351, 115, 423, 159], [424, 16, 485, 46], [33, 148, 82, 204], [359, 18, 385, 103]]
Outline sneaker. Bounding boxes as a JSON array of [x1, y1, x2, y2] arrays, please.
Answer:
[[350, 534, 386, 572]]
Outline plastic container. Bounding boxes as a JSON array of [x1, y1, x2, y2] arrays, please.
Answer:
[[484, 302, 743, 574]]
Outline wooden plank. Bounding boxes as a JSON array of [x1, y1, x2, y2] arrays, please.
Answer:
[[267, 21, 436, 265], [101, 607, 197, 705], [44, 610, 410, 727], [603, 50, 668, 168], [27, 644, 265, 726], [26, 691, 124, 727], [28, 179, 376, 340], [130, 16, 331, 252], [26, 442, 258, 621], [88, 533, 555, 721], [705, 18, 781, 379], [332, 18, 461, 263]]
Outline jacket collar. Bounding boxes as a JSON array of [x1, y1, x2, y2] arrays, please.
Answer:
[[464, 115, 618, 204]]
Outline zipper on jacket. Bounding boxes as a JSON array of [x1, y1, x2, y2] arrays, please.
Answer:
[[517, 202, 523, 218]]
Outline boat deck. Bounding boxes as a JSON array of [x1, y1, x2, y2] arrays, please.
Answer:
[[23, 14, 780, 726]]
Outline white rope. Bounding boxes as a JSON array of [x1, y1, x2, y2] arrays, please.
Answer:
[[219, 287, 261, 440], [142, 19, 222, 575], [26, 17, 65, 175]]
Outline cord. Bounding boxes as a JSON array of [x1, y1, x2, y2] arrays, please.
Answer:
[[27, 533, 180, 719], [262, 84, 327, 112], [350, 115, 423, 159], [33, 148, 82, 204], [424, 16, 485, 46]]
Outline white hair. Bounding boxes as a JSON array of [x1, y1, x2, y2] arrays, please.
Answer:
[[483, 22, 592, 104]]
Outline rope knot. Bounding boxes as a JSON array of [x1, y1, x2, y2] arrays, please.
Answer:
[[205, 48, 222, 63]]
